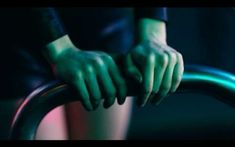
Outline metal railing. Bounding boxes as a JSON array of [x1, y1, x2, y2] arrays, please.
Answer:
[[9, 65, 235, 140]]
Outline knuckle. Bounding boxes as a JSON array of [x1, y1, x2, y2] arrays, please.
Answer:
[[102, 54, 113, 61], [98, 51, 108, 56], [169, 52, 177, 63], [84, 64, 94, 73], [158, 53, 168, 67], [143, 52, 155, 64], [73, 70, 82, 80], [176, 52, 183, 61], [147, 52, 156, 64], [176, 52, 184, 67], [93, 57, 105, 67]]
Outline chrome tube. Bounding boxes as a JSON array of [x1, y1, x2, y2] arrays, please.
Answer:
[[9, 65, 235, 140]]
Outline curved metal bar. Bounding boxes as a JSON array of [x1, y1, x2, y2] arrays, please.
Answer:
[[9, 65, 235, 140]]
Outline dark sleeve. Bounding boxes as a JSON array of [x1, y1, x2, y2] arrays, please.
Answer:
[[30, 8, 67, 48], [135, 7, 168, 22]]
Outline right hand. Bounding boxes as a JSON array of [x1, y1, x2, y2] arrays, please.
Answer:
[[44, 35, 127, 111]]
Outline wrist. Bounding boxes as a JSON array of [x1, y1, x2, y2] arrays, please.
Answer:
[[138, 18, 167, 45], [43, 35, 78, 63]]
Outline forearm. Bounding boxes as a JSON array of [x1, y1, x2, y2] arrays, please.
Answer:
[[138, 18, 167, 44], [31, 8, 68, 48], [44, 35, 77, 64], [135, 7, 167, 44], [30, 8, 78, 64], [110, 19, 167, 67]]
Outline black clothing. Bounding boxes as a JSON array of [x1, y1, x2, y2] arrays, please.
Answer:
[[0, 7, 167, 139]]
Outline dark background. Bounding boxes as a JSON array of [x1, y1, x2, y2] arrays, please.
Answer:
[[1, 8, 235, 140], [127, 8, 235, 140]]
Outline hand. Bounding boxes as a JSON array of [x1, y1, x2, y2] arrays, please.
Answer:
[[44, 35, 127, 111], [124, 38, 184, 107]]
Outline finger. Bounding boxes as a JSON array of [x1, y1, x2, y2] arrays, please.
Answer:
[[84, 66, 102, 110], [171, 53, 184, 92], [95, 60, 116, 108], [151, 51, 176, 106], [149, 53, 168, 101], [106, 57, 128, 105], [138, 53, 155, 107], [125, 54, 142, 83], [73, 72, 93, 111]]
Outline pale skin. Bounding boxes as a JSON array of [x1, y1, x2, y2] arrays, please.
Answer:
[[45, 18, 184, 110], [46, 36, 127, 110], [37, 18, 184, 140], [125, 18, 184, 106]]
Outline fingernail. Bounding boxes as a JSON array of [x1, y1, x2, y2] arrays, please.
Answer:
[[120, 90, 127, 104], [169, 88, 175, 93], [103, 103, 109, 109], [140, 103, 145, 107], [150, 90, 158, 99], [92, 102, 99, 110], [155, 101, 161, 106], [155, 97, 164, 106], [103, 101, 112, 109], [119, 97, 126, 105], [86, 107, 93, 111], [137, 101, 145, 107], [138, 94, 149, 107], [136, 75, 142, 83]]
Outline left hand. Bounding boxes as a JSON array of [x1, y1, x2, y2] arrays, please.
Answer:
[[124, 38, 184, 107]]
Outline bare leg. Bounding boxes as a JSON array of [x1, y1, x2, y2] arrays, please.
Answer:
[[35, 105, 69, 140], [34, 97, 133, 140], [65, 97, 133, 140]]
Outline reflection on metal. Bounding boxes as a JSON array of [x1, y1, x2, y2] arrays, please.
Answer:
[[180, 65, 235, 107], [9, 65, 235, 140]]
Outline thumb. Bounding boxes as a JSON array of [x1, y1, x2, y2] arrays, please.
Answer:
[[125, 54, 142, 83]]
